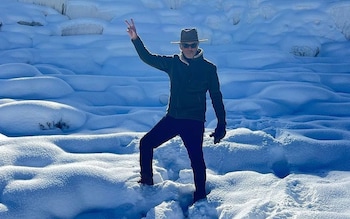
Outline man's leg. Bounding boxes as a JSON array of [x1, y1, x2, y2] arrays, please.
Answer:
[[180, 119, 206, 202], [139, 116, 178, 184]]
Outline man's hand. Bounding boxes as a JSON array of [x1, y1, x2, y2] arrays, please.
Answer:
[[210, 123, 226, 144], [125, 18, 138, 40]]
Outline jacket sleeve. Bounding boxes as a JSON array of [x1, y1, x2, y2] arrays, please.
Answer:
[[132, 36, 172, 72], [209, 66, 226, 125]]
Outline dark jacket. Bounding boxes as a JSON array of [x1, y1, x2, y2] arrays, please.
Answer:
[[132, 37, 226, 124]]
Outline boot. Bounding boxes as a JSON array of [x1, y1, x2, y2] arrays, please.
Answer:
[[138, 176, 154, 186], [193, 191, 207, 203]]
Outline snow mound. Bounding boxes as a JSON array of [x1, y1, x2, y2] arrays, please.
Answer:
[[19, 0, 67, 14], [0, 63, 42, 79], [330, 3, 350, 40], [0, 100, 86, 136], [65, 1, 99, 19], [0, 76, 74, 99], [144, 200, 184, 219], [60, 19, 105, 36], [0, 32, 33, 50]]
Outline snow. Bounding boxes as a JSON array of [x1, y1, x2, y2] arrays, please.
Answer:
[[0, 0, 350, 218]]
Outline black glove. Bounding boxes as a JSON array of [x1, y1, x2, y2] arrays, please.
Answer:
[[210, 123, 226, 144]]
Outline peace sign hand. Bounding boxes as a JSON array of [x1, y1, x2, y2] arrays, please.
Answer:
[[125, 19, 138, 40]]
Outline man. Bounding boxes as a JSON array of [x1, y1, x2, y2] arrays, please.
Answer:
[[125, 19, 226, 203]]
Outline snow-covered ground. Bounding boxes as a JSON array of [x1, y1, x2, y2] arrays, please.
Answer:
[[0, 0, 350, 218]]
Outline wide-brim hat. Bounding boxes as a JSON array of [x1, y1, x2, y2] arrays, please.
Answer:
[[171, 28, 208, 44]]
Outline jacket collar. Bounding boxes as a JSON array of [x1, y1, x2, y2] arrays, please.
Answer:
[[179, 48, 203, 65]]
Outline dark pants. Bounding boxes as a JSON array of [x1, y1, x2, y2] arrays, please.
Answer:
[[140, 115, 206, 196]]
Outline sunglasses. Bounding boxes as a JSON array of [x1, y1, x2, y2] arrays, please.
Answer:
[[181, 43, 198, 48]]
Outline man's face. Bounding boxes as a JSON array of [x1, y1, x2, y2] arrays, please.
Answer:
[[180, 41, 198, 59]]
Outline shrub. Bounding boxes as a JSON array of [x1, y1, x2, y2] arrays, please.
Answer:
[[39, 119, 69, 131]]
